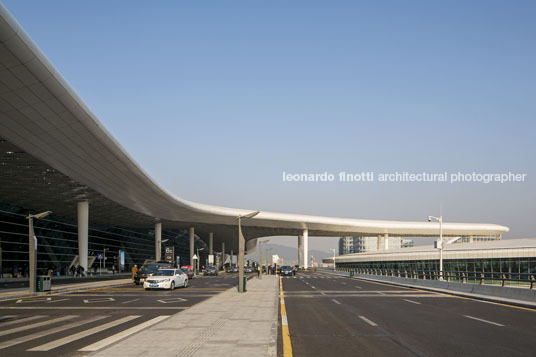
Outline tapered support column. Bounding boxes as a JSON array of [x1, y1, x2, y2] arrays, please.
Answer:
[[28, 218, 36, 293], [189, 227, 195, 266], [155, 222, 162, 261], [298, 235, 303, 268], [303, 229, 309, 269], [377, 235, 381, 250], [77, 201, 89, 275], [209, 233, 213, 256], [384, 233, 389, 250]]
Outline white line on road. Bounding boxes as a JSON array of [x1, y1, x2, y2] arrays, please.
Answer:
[[0, 315, 107, 349], [464, 315, 504, 327], [121, 298, 140, 304], [403, 299, 421, 305], [331, 299, 341, 305], [29, 315, 141, 351], [0, 315, 77, 337], [78, 315, 170, 352], [310, 286, 316, 289], [354, 286, 362, 289], [320, 292, 326, 295], [281, 315, 288, 326], [47, 298, 70, 303], [341, 282, 347, 285], [358, 316, 378, 327], [83, 297, 115, 304], [0, 315, 45, 327]]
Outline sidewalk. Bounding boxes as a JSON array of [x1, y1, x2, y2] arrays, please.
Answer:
[[94, 275, 280, 357], [0, 278, 132, 302]]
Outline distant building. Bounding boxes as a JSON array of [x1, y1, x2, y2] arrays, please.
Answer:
[[339, 236, 405, 254]]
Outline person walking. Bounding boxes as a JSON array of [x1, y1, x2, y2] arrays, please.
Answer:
[[131, 264, 138, 281], [257, 265, 260, 278]]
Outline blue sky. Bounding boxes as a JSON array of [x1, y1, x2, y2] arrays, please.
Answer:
[[3, 1, 535, 251]]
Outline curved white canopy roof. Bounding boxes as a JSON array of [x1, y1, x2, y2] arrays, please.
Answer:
[[0, 4, 509, 251]]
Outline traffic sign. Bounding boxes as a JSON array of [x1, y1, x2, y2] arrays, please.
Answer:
[[192, 254, 198, 260], [97, 253, 103, 260]]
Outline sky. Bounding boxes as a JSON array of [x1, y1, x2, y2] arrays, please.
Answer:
[[3, 1, 535, 253]]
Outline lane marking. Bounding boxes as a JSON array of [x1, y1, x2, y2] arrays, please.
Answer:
[[29, 315, 141, 351], [403, 299, 421, 305], [0, 315, 45, 326], [47, 298, 70, 303], [280, 277, 293, 357], [0, 315, 107, 349], [320, 292, 326, 296], [358, 315, 378, 327], [310, 286, 316, 289], [0, 315, 77, 337], [83, 297, 115, 304], [0, 306, 188, 310], [157, 298, 187, 304], [354, 286, 362, 289], [331, 299, 341, 305], [463, 315, 504, 327], [16, 297, 51, 304], [121, 299, 140, 304], [78, 315, 170, 352]]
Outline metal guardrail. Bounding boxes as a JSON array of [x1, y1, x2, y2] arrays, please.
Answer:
[[335, 267, 536, 289]]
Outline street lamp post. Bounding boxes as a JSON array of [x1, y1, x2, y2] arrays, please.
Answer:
[[259, 239, 269, 280], [237, 211, 260, 293], [428, 215, 443, 280], [196, 247, 204, 274], [330, 248, 336, 271], [27, 211, 52, 293]]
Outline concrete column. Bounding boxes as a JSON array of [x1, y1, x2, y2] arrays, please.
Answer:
[[28, 217, 36, 293], [303, 229, 309, 269], [468, 235, 473, 243], [298, 235, 303, 268], [189, 227, 195, 267], [77, 201, 89, 274], [384, 233, 389, 250], [209, 232, 213, 256], [231, 250, 234, 266], [377, 235, 381, 250], [155, 222, 162, 261], [238, 218, 245, 292]]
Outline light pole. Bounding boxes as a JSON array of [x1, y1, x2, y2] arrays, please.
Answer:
[[237, 211, 260, 292], [258, 239, 270, 279], [330, 248, 336, 271], [428, 215, 443, 280], [196, 247, 204, 274], [27, 210, 52, 293]]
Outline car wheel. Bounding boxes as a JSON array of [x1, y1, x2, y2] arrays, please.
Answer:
[[183, 279, 188, 288], [170, 281, 175, 290]]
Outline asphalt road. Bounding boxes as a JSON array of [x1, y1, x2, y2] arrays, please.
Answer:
[[0, 273, 244, 356], [281, 271, 536, 357]]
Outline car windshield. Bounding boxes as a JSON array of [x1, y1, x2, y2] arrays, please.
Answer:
[[154, 270, 174, 276], [180, 268, 189, 272], [281, 266, 292, 270]]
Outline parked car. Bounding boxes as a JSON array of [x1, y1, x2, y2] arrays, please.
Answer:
[[279, 265, 294, 276], [225, 266, 234, 273], [180, 265, 194, 280], [144, 268, 188, 290], [232, 266, 239, 273], [135, 262, 174, 285], [244, 266, 254, 273], [204, 266, 218, 276]]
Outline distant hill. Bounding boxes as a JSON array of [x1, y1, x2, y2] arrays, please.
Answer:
[[246, 243, 331, 265]]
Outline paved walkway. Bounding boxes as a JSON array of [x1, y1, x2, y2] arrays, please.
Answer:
[[94, 275, 279, 357]]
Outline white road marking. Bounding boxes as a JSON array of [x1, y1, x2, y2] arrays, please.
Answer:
[[358, 316, 378, 327], [320, 292, 326, 295], [157, 298, 187, 304], [0, 306, 188, 310], [16, 297, 51, 304], [354, 286, 362, 289], [121, 298, 140, 304], [341, 282, 347, 285], [47, 298, 70, 303], [281, 315, 288, 326], [29, 315, 141, 351], [83, 297, 115, 304], [0, 315, 107, 349], [464, 315, 504, 327], [310, 286, 316, 289], [0, 315, 45, 326], [403, 299, 421, 305], [0, 315, 77, 337], [78, 315, 170, 352], [331, 299, 341, 305]]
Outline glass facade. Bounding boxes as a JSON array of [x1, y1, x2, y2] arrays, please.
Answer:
[[0, 203, 208, 276]]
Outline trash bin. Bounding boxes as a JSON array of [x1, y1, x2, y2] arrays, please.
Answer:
[[36, 276, 51, 292], [350, 269, 355, 277], [243, 276, 247, 292]]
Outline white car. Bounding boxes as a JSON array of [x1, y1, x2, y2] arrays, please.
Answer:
[[143, 268, 188, 290]]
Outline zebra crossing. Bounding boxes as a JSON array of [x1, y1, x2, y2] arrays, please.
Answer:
[[0, 313, 169, 353]]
